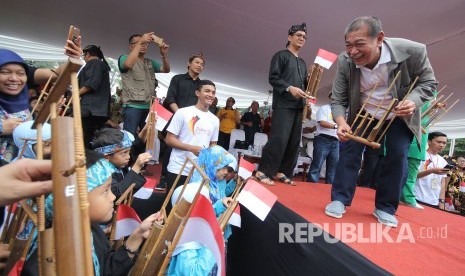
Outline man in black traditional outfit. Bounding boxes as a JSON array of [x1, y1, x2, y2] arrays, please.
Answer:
[[254, 23, 308, 186]]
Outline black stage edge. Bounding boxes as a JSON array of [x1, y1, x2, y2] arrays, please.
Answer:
[[227, 202, 392, 276]]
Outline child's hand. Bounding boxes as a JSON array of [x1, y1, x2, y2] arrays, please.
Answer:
[[138, 212, 163, 239], [222, 197, 233, 207], [132, 152, 153, 173]]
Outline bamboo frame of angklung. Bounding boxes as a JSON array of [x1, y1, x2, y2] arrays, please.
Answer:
[[217, 160, 246, 231], [109, 183, 136, 250], [32, 56, 94, 276], [156, 156, 212, 276], [145, 97, 157, 163], [130, 159, 192, 275], [420, 88, 460, 134], [345, 72, 418, 149], [27, 76, 52, 121], [130, 157, 210, 276], [302, 63, 324, 122]]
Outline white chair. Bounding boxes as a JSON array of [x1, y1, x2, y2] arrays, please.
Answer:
[[253, 132, 268, 147], [228, 129, 246, 159]]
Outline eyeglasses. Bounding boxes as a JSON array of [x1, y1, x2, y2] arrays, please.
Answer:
[[293, 34, 307, 39]]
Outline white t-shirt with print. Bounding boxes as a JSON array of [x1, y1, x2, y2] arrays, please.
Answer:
[[315, 104, 338, 138], [414, 153, 448, 205], [167, 105, 219, 175]]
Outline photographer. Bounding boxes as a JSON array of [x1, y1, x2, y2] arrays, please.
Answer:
[[118, 32, 170, 139]]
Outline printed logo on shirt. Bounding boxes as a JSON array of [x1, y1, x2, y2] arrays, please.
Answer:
[[188, 115, 200, 134]]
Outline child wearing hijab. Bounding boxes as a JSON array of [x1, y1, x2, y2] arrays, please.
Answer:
[[0, 49, 31, 164], [22, 154, 162, 275], [190, 145, 237, 240], [12, 120, 51, 161]]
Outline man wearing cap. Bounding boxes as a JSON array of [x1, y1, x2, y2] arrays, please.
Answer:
[[79, 45, 111, 148], [254, 23, 308, 186]]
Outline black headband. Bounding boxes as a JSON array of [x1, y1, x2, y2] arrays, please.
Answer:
[[288, 23, 307, 35]]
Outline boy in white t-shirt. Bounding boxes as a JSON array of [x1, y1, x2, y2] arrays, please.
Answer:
[[165, 80, 219, 202], [415, 132, 450, 207]]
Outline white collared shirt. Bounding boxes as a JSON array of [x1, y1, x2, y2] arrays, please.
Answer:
[[357, 42, 395, 120]]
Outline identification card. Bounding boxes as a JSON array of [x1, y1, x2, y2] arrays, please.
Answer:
[[431, 178, 440, 190]]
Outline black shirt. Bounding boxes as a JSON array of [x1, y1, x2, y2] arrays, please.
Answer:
[[164, 73, 200, 112], [269, 49, 307, 109], [241, 111, 262, 144], [78, 59, 111, 117]]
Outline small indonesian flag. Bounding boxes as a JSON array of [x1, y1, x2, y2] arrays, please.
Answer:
[[238, 158, 254, 180], [152, 100, 173, 131], [7, 258, 24, 276], [114, 204, 142, 240], [314, 48, 338, 69], [228, 205, 241, 228], [460, 182, 465, 193], [176, 195, 225, 276], [237, 179, 277, 221], [133, 177, 157, 199], [445, 197, 455, 211]]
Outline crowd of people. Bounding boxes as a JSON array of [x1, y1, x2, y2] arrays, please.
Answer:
[[0, 14, 462, 275]]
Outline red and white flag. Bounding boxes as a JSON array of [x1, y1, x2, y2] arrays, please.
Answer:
[[114, 204, 142, 240], [133, 177, 157, 199], [238, 158, 254, 180], [460, 182, 465, 193], [314, 48, 338, 69], [7, 258, 24, 276], [237, 179, 277, 221], [228, 205, 241, 228], [151, 100, 173, 131], [445, 197, 455, 211], [176, 195, 225, 276]]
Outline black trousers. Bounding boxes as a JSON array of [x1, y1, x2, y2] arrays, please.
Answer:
[[82, 116, 107, 149], [258, 108, 303, 177]]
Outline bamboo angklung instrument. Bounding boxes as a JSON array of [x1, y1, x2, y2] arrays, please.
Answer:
[[131, 157, 209, 276], [145, 98, 158, 165], [420, 87, 459, 134], [218, 163, 246, 230], [344, 71, 417, 149], [131, 158, 194, 275], [156, 157, 211, 276], [109, 183, 136, 249], [28, 76, 52, 121], [302, 63, 324, 121], [32, 53, 93, 275]]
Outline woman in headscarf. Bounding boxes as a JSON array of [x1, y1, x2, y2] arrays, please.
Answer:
[[0, 49, 31, 165]]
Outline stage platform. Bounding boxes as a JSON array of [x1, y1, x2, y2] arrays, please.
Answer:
[[265, 181, 465, 276]]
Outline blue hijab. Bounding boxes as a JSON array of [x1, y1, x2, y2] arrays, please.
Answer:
[[0, 49, 29, 113], [190, 145, 236, 203]]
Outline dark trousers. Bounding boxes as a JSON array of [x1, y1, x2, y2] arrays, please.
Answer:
[[165, 171, 188, 215], [331, 118, 413, 215], [82, 116, 107, 149], [307, 134, 339, 184], [122, 107, 149, 137], [218, 131, 231, 150], [258, 108, 302, 177]]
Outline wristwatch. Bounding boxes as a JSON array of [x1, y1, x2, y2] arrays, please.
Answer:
[[286, 86, 291, 92], [333, 124, 338, 129]]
